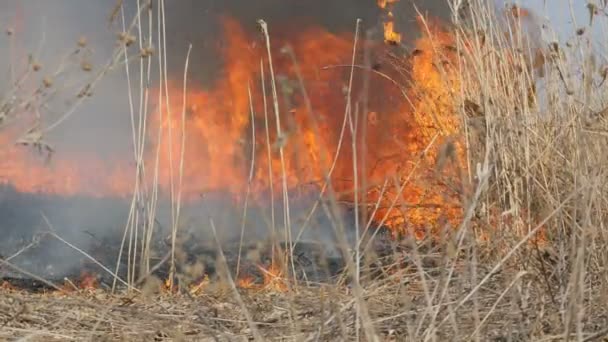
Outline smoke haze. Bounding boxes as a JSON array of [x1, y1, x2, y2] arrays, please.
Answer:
[[0, 0, 451, 280]]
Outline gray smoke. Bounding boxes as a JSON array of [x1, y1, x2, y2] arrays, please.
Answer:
[[158, 0, 451, 82], [0, 1, 137, 278], [0, 0, 451, 282]]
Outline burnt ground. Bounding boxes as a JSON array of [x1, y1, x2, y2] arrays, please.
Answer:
[[0, 184, 392, 289], [1, 247, 607, 341], [0, 184, 394, 294], [1, 213, 608, 341], [1, 188, 608, 340]]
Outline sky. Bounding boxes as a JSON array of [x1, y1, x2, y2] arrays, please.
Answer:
[[513, 0, 604, 44], [495, 0, 608, 115]]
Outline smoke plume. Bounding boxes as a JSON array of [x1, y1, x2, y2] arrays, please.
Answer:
[[0, 0, 452, 280]]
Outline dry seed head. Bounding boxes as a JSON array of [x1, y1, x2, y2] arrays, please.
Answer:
[[77, 84, 91, 98], [549, 41, 559, 53], [42, 77, 53, 88], [118, 32, 136, 47], [81, 60, 93, 72], [32, 62, 42, 72], [77, 36, 88, 48], [140, 46, 155, 58]]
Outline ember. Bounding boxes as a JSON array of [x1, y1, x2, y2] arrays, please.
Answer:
[[77, 271, 98, 290]]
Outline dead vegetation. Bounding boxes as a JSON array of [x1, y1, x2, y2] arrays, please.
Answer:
[[2, 0, 608, 341]]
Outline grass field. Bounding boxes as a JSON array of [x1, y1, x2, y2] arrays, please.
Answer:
[[1, 0, 608, 341]]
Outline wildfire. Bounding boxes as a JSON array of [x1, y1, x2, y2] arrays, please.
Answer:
[[383, 21, 401, 45], [1, 281, 16, 291], [59, 271, 99, 292], [152, 16, 464, 234], [163, 277, 178, 294], [236, 275, 256, 289], [77, 271, 99, 290], [258, 261, 287, 292], [377, 0, 401, 44], [189, 274, 210, 295], [0, 13, 465, 235], [377, 0, 399, 10]]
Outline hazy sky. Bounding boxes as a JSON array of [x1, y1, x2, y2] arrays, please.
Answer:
[[516, 0, 602, 41]]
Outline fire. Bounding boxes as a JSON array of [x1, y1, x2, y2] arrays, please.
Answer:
[[77, 271, 99, 290], [152, 18, 359, 200], [0, 14, 464, 235], [258, 261, 287, 292], [383, 21, 401, 45], [163, 277, 179, 294], [377, 0, 401, 44], [0, 141, 134, 197], [1, 281, 16, 291], [59, 271, 99, 292], [236, 275, 256, 289], [153, 16, 463, 234], [377, 0, 399, 10], [189, 274, 210, 295]]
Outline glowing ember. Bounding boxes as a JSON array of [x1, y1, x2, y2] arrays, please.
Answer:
[[163, 278, 175, 293], [60, 271, 99, 292], [1, 281, 16, 291], [78, 271, 98, 290]]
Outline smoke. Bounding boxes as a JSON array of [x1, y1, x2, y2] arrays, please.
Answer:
[[0, 0, 451, 281], [0, 186, 132, 278], [0, 0, 453, 155], [159, 0, 452, 82], [0, 0, 138, 278], [0, 1, 134, 154]]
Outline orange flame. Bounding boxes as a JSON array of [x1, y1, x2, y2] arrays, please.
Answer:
[[78, 271, 98, 290], [1, 281, 16, 291], [258, 261, 287, 292], [377, 0, 401, 44], [189, 274, 210, 295], [0, 15, 464, 236], [377, 0, 399, 9], [236, 275, 256, 289], [383, 20, 402, 45]]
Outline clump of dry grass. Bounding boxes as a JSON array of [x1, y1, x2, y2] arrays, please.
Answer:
[[447, 0, 608, 340]]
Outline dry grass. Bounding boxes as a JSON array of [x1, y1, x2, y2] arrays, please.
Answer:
[[3, 0, 608, 341]]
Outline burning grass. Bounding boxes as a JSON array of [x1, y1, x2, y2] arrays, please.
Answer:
[[2, 0, 608, 340]]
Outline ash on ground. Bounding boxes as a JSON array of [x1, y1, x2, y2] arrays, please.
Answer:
[[0, 186, 395, 291]]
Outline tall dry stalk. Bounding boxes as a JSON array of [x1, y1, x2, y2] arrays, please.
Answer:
[[257, 19, 298, 283]]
